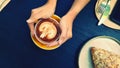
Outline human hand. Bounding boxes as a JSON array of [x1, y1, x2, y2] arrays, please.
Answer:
[[47, 0, 90, 46], [26, 0, 56, 36], [48, 14, 74, 46]]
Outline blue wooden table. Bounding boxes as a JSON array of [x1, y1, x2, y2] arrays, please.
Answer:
[[0, 0, 120, 68]]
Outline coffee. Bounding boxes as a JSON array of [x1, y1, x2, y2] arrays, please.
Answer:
[[35, 18, 61, 44]]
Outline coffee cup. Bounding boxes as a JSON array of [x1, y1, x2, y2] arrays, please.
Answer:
[[34, 17, 61, 45]]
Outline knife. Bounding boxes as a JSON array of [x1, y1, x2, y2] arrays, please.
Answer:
[[98, 0, 111, 26]]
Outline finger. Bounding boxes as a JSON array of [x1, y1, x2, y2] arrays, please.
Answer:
[[58, 29, 67, 45], [59, 36, 68, 46], [27, 23, 35, 36], [58, 34, 67, 45], [26, 16, 38, 36], [58, 29, 71, 45], [47, 41, 59, 47], [67, 30, 72, 39], [27, 17, 38, 24], [58, 28, 67, 45]]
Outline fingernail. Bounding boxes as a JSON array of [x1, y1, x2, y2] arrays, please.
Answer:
[[26, 19, 32, 23]]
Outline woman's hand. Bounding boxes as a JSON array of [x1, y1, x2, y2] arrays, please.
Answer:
[[48, 0, 90, 46], [48, 14, 74, 46], [58, 15, 74, 45], [27, 0, 57, 36]]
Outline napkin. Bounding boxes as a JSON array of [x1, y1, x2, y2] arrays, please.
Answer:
[[0, 0, 10, 12]]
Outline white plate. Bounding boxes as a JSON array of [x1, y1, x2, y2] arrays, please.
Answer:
[[78, 36, 120, 68]]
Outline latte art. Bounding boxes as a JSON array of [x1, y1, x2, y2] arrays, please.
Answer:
[[39, 22, 57, 39]]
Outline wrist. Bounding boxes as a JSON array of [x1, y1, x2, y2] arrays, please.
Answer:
[[66, 11, 77, 21], [47, 0, 57, 8]]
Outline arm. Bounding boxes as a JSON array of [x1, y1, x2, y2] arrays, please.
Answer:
[[66, 0, 90, 21], [27, 0, 57, 35]]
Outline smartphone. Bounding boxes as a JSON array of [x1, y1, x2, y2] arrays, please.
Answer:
[[109, 0, 120, 25]]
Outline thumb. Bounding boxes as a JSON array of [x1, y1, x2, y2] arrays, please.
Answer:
[[26, 19, 34, 23], [26, 14, 39, 23], [29, 23, 35, 36], [26, 18, 37, 24], [27, 20, 35, 36]]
